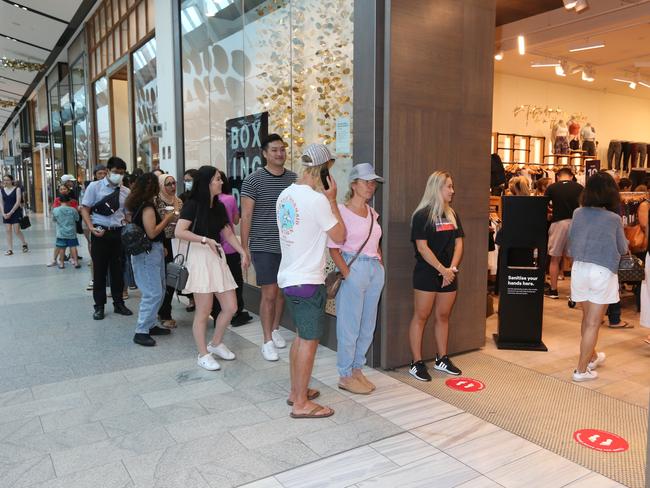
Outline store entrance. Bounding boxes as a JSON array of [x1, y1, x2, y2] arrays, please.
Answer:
[[109, 65, 133, 170]]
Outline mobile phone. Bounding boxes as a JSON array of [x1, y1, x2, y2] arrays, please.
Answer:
[[320, 166, 330, 190]]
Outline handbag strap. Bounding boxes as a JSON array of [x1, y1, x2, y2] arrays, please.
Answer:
[[346, 207, 375, 268], [183, 218, 198, 261]]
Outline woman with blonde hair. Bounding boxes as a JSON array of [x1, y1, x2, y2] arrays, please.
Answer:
[[508, 176, 530, 196], [408, 171, 464, 381]]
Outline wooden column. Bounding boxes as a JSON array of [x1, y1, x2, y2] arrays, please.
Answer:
[[380, 0, 496, 368]]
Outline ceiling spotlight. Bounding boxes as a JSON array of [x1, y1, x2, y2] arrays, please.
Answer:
[[555, 65, 566, 77], [494, 51, 504, 61], [569, 41, 605, 52], [555, 60, 569, 77], [629, 82, 637, 89], [563, 0, 578, 8], [531, 59, 560, 67], [517, 35, 525, 55], [581, 69, 594, 82], [574, 0, 589, 12]]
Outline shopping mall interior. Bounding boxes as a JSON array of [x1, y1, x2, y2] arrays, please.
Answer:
[[0, 0, 648, 487]]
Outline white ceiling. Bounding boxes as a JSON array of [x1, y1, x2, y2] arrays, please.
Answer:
[[495, 0, 650, 100], [0, 0, 84, 129]]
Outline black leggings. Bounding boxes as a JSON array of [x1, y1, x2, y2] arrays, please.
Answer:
[[157, 238, 176, 320]]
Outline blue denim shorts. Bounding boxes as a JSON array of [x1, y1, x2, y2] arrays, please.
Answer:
[[56, 237, 80, 248], [251, 251, 282, 286]]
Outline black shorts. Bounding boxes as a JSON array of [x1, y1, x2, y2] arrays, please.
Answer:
[[251, 251, 282, 286], [413, 263, 458, 293]]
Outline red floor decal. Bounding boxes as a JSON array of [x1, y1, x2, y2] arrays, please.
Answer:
[[573, 429, 629, 452], [445, 377, 485, 392]]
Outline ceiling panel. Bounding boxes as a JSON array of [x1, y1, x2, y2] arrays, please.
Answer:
[[17, 0, 83, 22], [0, 66, 38, 85], [0, 36, 48, 63], [496, 0, 563, 26], [0, 3, 67, 51]]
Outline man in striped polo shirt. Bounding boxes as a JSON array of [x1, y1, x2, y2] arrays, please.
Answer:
[[241, 134, 297, 361]]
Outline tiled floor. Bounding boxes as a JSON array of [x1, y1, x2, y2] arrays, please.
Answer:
[[0, 217, 634, 487]]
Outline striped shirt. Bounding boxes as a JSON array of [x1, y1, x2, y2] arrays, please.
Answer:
[[241, 167, 297, 253]]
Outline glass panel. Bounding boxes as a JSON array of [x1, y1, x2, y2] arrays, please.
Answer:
[[112, 0, 120, 25], [94, 15, 101, 45], [71, 58, 89, 182], [48, 83, 64, 183], [128, 0, 136, 8], [147, 0, 155, 32], [129, 9, 137, 46], [120, 0, 127, 17], [121, 19, 128, 55], [94, 77, 111, 164], [137, 1, 147, 40], [99, 6, 105, 38], [114, 29, 120, 61], [132, 37, 158, 171], [107, 32, 114, 65]]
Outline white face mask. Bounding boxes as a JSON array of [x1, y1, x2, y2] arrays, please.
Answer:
[[108, 173, 123, 185], [184, 181, 193, 192]]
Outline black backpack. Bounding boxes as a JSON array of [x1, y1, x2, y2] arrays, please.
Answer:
[[121, 205, 152, 255]]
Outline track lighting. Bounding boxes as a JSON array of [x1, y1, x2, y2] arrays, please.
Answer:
[[517, 35, 525, 55], [494, 51, 504, 61], [569, 40, 605, 52]]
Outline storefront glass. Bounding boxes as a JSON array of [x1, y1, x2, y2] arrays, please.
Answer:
[[48, 83, 65, 183], [94, 76, 112, 164], [133, 37, 159, 171], [180, 0, 354, 181], [71, 57, 89, 183]]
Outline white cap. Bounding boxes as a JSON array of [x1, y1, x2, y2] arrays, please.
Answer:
[[61, 174, 75, 183], [349, 163, 384, 183], [301, 143, 334, 167]]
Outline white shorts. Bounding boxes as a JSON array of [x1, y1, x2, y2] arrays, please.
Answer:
[[570, 261, 619, 305]]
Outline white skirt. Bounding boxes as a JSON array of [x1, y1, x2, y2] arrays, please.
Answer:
[[181, 241, 237, 294]]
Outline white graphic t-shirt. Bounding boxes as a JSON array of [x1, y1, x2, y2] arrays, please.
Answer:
[[276, 183, 338, 288]]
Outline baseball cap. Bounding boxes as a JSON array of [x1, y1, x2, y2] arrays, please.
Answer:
[[61, 174, 75, 183], [301, 143, 334, 167], [349, 163, 384, 183]]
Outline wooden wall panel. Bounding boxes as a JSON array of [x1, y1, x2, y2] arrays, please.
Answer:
[[381, 0, 496, 369]]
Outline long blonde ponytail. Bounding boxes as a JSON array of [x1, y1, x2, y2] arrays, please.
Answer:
[[411, 171, 457, 228]]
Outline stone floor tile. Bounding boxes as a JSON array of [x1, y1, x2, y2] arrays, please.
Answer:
[[562, 472, 628, 487], [412, 412, 501, 450], [8, 421, 108, 455], [356, 452, 479, 488], [0, 417, 43, 443], [0, 392, 89, 424], [230, 413, 335, 449], [29, 461, 132, 488], [0, 388, 33, 407], [238, 478, 284, 488], [453, 476, 503, 488], [0, 455, 55, 488], [299, 414, 403, 457], [165, 404, 271, 443], [51, 426, 176, 476], [140, 379, 233, 409], [275, 445, 397, 488], [369, 432, 440, 466]]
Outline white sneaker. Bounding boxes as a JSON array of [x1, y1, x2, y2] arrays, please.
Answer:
[[271, 329, 286, 348], [207, 342, 235, 360], [588, 351, 606, 370], [197, 353, 221, 371], [261, 340, 279, 361], [572, 369, 598, 382]]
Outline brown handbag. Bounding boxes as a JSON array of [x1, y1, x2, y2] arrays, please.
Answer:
[[624, 225, 646, 254], [326, 212, 375, 299]]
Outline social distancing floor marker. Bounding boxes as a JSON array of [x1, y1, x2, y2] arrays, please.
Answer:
[[573, 429, 629, 453], [445, 377, 485, 392]]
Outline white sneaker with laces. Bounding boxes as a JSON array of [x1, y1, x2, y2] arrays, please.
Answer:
[[207, 342, 235, 360], [261, 340, 279, 361], [271, 329, 286, 348], [197, 353, 221, 371], [588, 351, 606, 370], [572, 368, 598, 382]]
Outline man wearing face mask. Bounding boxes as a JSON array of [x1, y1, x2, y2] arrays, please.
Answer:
[[81, 157, 133, 320]]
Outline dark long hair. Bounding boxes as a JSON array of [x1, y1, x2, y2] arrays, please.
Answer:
[[188, 165, 228, 231], [218, 170, 232, 195], [125, 173, 159, 212], [581, 172, 620, 213]]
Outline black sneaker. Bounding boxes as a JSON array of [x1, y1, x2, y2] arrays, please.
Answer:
[[93, 306, 105, 321], [231, 311, 253, 327], [409, 360, 432, 382], [434, 355, 462, 376], [113, 303, 133, 316], [133, 333, 156, 347], [544, 289, 559, 299], [149, 326, 171, 336]]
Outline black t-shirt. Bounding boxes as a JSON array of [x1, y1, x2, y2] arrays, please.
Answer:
[[179, 199, 228, 242], [545, 180, 583, 222], [411, 208, 464, 269], [132, 202, 164, 242]]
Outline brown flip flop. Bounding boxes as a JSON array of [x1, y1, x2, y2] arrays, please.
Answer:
[[286, 389, 320, 406], [607, 322, 634, 329], [643, 338, 650, 345], [290, 405, 334, 419]]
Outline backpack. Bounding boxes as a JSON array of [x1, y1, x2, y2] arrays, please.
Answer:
[[121, 205, 152, 255]]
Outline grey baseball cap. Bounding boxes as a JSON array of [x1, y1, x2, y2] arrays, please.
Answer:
[[349, 163, 384, 183], [301, 143, 334, 167]]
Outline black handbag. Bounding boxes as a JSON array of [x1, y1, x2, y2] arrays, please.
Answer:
[[618, 253, 644, 282], [166, 220, 196, 292], [19, 213, 31, 230], [121, 205, 152, 256]]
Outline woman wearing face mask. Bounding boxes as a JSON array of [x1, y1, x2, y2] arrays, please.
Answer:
[[155, 174, 183, 328], [178, 169, 198, 311], [408, 171, 464, 382], [1, 174, 28, 255], [175, 166, 250, 370]]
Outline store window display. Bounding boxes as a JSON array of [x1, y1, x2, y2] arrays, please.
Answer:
[[580, 122, 596, 157], [552, 120, 569, 155]]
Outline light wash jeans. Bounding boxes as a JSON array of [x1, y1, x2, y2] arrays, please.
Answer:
[[131, 241, 165, 334], [335, 253, 385, 377]]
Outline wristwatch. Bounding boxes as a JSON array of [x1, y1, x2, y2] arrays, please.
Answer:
[[201, 236, 207, 245]]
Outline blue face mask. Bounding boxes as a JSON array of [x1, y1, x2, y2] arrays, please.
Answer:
[[184, 181, 193, 192], [108, 173, 123, 186]]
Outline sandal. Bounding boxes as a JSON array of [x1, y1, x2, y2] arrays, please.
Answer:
[[4, 250, 13, 256], [286, 389, 320, 406], [22, 244, 28, 253], [607, 322, 633, 329], [290, 405, 334, 419], [643, 338, 650, 345]]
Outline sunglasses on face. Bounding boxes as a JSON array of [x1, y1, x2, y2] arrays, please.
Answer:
[[164, 182, 176, 187]]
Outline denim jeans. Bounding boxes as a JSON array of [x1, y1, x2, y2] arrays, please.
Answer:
[[335, 253, 385, 377], [131, 241, 165, 334]]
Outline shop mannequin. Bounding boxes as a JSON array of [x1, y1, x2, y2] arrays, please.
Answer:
[[580, 123, 596, 157], [568, 118, 581, 151], [552, 120, 569, 155]]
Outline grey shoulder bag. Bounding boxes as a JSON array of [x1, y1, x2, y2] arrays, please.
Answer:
[[166, 220, 196, 292]]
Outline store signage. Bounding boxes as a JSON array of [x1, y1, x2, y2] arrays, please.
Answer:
[[573, 429, 628, 453], [585, 159, 600, 179], [335, 117, 350, 154], [505, 267, 541, 297], [226, 111, 269, 208], [445, 378, 485, 392]]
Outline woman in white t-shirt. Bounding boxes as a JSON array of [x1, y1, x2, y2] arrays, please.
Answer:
[[328, 164, 385, 395]]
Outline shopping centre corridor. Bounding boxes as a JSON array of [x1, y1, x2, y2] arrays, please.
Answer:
[[0, 217, 634, 487]]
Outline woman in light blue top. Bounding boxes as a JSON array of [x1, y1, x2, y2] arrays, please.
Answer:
[[568, 172, 628, 382]]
